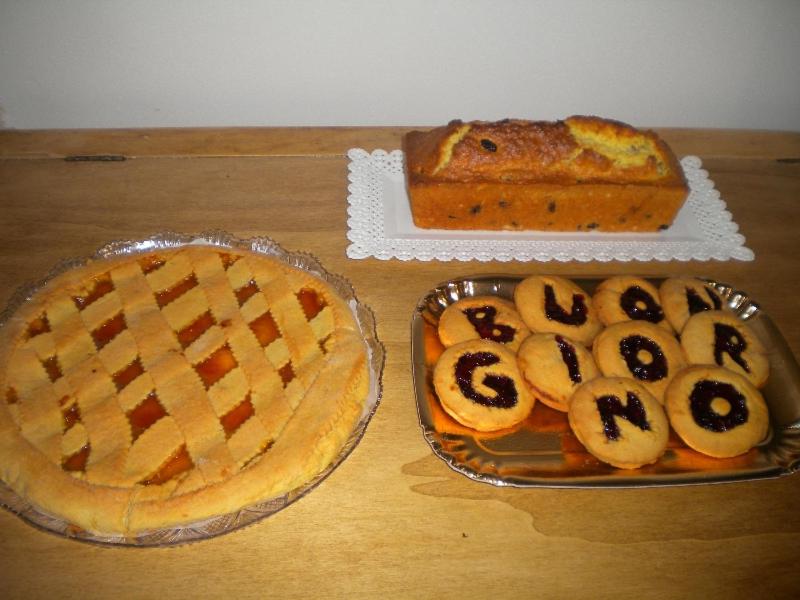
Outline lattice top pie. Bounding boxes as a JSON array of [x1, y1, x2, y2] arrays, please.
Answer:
[[0, 246, 369, 535]]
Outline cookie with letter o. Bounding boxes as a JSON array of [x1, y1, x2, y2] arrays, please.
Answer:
[[665, 366, 769, 458], [593, 276, 673, 333]]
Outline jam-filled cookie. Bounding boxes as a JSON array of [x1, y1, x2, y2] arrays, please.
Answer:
[[438, 295, 531, 352], [517, 333, 599, 412], [660, 277, 728, 333], [513, 276, 602, 346], [665, 366, 769, 458], [433, 339, 535, 431], [568, 377, 669, 469], [593, 276, 673, 333], [680, 311, 769, 388], [593, 321, 687, 403]]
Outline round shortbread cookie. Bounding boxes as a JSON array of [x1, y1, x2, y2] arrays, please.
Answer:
[[513, 275, 602, 346], [592, 321, 687, 403], [433, 339, 535, 432], [660, 277, 728, 333], [665, 366, 769, 458], [438, 295, 531, 352], [517, 333, 599, 412], [593, 276, 673, 333], [680, 310, 769, 388], [568, 377, 669, 469]]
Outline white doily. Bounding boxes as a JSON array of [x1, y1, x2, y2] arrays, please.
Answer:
[[345, 149, 754, 262]]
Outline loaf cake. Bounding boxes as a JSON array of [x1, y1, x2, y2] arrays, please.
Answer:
[[403, 116, 689, 232]]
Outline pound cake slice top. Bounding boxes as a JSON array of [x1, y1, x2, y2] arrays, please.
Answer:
[[404, 116, 686, 187]]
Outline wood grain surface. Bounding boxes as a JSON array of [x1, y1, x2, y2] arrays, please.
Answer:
[[0, 127, 799, 599]]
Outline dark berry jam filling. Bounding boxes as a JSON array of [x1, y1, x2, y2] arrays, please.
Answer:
[[713, 323, 750, 373], [619, 335, 668, 381], [454, 352, 517, 409], [555, 335, 581, 383], [463, 306, 515, 344], [619, 285, 665, 324], [686, 286, 722, 315], [689, 379, 748, 432], [543, 284, 587, 326], [595, 391, 651, 441]]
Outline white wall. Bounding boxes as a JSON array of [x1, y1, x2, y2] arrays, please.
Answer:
[[1, 0, 798, 130]]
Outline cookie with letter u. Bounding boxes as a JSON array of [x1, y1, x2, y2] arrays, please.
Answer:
[[568, 377, 669, 469], [665, 366, 769, 458], [433, 339, 535, 431], [680, 310, 769, 388], [513, 275, 602, 346]]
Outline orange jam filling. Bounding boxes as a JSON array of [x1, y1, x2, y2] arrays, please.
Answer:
[[26, 314, 51, 339], [5, 387, 19, 405], [297, 288, 326, 321], [156, 273, 199, 308], [195, 344, 237, 389], [218, 252, 240, 270], [141, 445, 194, 486], [128, 392, 168, 441], [91, 312, 127, 349], [72, 273, 114, 310], [249, 311, 280, 347], [113, 357, 144, 391], [138, 254, 166, 274], [278, 363, 295, 386], [177, 310, 216, 348], [62, 402, 81, 432], [220, 394, 254, 438], [235, 279, 260, 306], [42, 356, 63, 382], [62, 444, 90, 472]]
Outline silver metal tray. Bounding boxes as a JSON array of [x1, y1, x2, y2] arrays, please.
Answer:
[[412, 275, 800, 487], [0, 231, 384, 545]]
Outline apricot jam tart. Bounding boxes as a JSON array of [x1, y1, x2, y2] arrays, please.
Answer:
[[0, 246, 369, 535]]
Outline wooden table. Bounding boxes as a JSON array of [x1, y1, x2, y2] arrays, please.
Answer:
[[1, 127, 799, 599]]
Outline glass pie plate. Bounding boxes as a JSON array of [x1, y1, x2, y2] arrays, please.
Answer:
[[0, 231, 384, 545], [412, 274, 800, 487]]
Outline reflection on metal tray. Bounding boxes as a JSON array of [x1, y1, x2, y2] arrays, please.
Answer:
[[412, 275, 800, 488]]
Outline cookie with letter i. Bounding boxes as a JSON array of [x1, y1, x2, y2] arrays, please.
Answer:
[[517, 333, 599, 412], [680, 311, 769, 388], [568, 377, 669, 469], [433, 339, 535, 432], [660, 277, 728, 333], [438, 295, 531, 352], [592, 321, 687, 404], [665, 366, 769, 458], [593, 276, 673, 332], [513, 276, 602, 346]]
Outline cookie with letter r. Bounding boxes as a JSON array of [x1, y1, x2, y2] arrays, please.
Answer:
[[592, 321, 687, 404], [665, 366, 769, 458], [438, 295, 531, 351], [680, 310, 769, 388], [593, 276, 673, 333], [568, 377, 669, 469], [517, 333, 599, 412], [513, 275, 602, 346], [433, 339, 535, 431], [660, 277, 728, 333]]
